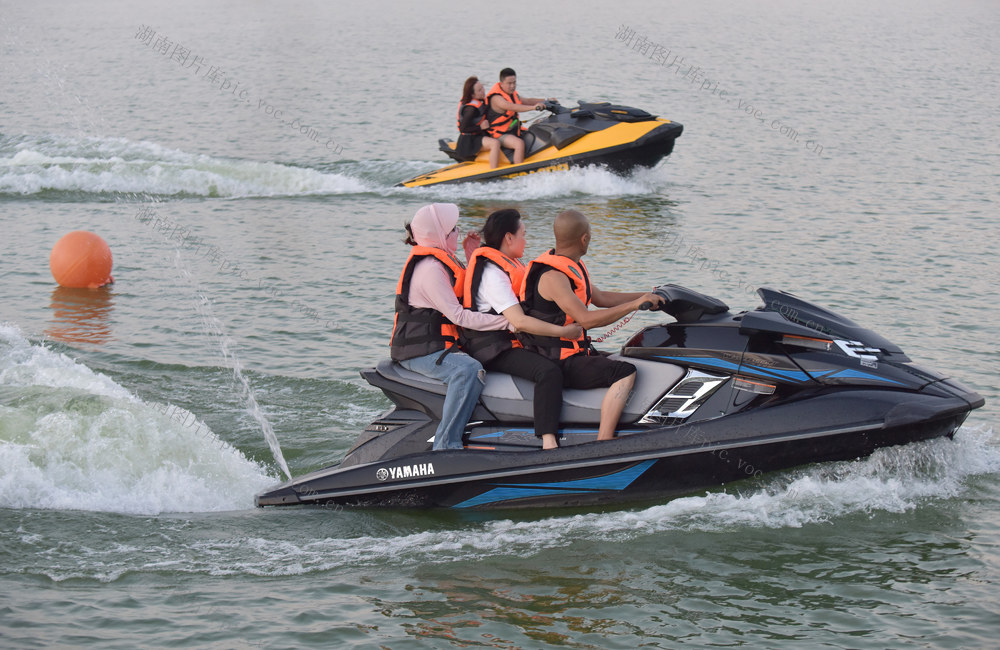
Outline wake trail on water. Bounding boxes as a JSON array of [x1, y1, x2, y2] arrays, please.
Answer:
[[35, 423, 988, 582], [212, 425, 999, 577], [0, 324, 276, 515], [0, 133, 671, 200], [0, 133, 368, 198], [390, 162, 672, 201]]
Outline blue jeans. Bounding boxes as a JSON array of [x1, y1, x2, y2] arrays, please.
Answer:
[[399, 350, 486, 451]]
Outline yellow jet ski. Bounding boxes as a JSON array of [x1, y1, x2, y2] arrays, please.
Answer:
[[397, 101, 683, 188]]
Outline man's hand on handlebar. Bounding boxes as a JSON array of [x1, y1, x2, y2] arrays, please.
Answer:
[[636, 292, 665, 311]]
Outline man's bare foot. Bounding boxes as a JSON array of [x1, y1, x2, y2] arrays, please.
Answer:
[[596, 434, 616, 441], [542, 433, 558, 450]]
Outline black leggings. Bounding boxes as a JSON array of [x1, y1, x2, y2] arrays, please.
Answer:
[[486, 347, 562, 437]]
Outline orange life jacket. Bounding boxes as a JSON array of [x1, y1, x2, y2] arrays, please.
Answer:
[[456, 99, 486, 134], [460, 247, 526, 364], [390, 246, 466, 362], [486, 82, 523, 138], [518, 250, 592, 360]]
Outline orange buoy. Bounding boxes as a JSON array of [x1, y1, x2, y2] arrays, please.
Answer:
[[49, 231, 114, 288]]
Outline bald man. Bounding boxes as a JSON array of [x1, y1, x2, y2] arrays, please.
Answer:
[[518, 210, 664, 447]]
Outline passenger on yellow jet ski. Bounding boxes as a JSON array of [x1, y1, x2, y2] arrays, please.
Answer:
[[486, 68, 554, 165], [456, 76, 505, 168]]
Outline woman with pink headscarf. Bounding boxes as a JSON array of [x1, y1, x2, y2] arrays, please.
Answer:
[[389, 203, 511, 451]]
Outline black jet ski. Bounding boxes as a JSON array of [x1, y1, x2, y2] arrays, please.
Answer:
[[397, 101, 683, 188], [256, 286, 984, 510]]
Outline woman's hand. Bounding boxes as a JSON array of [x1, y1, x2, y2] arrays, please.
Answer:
[[561, 324, 583, 339], [462, 230, 481, 260], [463, 230, 481, 249]]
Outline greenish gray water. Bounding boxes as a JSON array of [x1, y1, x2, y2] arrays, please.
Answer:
[[2, 0, 998, 647]]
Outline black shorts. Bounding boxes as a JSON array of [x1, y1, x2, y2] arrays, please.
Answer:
[[559, 353, 636, 390]]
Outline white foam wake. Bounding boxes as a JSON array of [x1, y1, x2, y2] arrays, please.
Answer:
[[216, 424, 998, 577], [393, 161, 675, 200], [0, 324, 275, 514], [0, 134, 368, 198]]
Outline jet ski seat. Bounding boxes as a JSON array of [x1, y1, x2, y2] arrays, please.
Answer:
[[438, 131, 549, 164], [528, 123, 588, 150], [374, 356, 685, 425], [495, 131, 547, 163]]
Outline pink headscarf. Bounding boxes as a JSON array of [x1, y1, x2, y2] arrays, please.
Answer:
[[409, 203, 460, 253]]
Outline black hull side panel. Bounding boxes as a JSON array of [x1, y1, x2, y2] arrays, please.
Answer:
[[258, 409, 968, 510], [381, 414, 961, 509], [580, 122, 680, 173]]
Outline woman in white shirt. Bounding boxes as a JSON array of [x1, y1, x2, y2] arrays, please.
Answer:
[[462, 209, 581, 450]]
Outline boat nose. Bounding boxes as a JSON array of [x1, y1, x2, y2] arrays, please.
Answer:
[[255, 485, 303, 506]]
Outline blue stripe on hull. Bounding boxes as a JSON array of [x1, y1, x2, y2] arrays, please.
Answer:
[[453, 459, 656, 509]]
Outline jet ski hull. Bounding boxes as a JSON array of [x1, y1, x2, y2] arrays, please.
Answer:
[[256, 391, 976, 510], [397, 103, 683, 188]]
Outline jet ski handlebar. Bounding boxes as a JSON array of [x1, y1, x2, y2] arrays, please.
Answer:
[[541, 100, 569, 114], [640, 284, 731, 322]]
